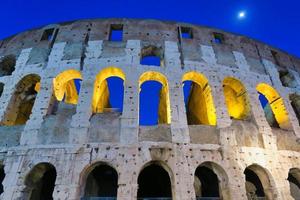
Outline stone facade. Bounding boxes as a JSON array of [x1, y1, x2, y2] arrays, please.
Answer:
[[0, 18, 299, 200]]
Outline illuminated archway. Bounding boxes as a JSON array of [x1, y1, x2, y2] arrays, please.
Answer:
[[92, 67, 125, 113], [182, 71, 216, 125], [53, 69, 82, 105], [2, 74, 40, 126], [139, 71, 171, 125], [256, 83, 290, 129], [223, 77, 250, 120]]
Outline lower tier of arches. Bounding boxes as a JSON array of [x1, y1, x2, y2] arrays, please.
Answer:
[[0, 143, 299, 200]]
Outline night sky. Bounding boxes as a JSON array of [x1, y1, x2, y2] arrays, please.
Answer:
[[1, 0, 299, 125]]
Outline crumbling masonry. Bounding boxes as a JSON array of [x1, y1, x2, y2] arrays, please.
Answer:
[[0, 19, 299, 200]]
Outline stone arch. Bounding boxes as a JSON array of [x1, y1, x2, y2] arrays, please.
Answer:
[[194, 161, 231, 199], [53, 69, 82, 105], [1, 74, 41, 126], [223, 77, 251, 120], [92, 67, 125, 113], [139, 71, 171, 125], [182, 71, 217, 125], [140, 45, 164, 66], [137, 161, 174, 199], [80, 162, 118, 199], [288, 168, 300, 199], [256, 83, 291, 129], [0, 55, 16, 77], [24, 162, 57, 200], [244, 164, 275, 200]]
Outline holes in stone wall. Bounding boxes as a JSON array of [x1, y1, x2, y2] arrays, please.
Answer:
[[279, 70, 297, 88], [84, 164, 118, 198], [213, 32, 224, 44], [41, 28, 55, 41], [24, 163, 56, 200], [179, 26, 193, 39], [140, 46, 163, 67], [0, 55, 16, 77], [109, 24, 123, 42], [1, 74, 40, 126], [271, 50, 280, 66], [137, 163, 172, 199]]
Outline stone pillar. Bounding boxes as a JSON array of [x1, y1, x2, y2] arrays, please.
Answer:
[[120, 79, 139, 145], [20, 77, 53, 145], [69, 76, 94, 144]]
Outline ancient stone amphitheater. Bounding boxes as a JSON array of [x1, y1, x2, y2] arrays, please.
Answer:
[[0, 18, 299, 200]]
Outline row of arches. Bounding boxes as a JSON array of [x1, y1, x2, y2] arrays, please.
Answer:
[[0, 162, 298, 199], [0, 68, 296, 129]]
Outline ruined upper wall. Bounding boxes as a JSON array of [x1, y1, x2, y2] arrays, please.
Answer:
[[0, 18, 299, 74]]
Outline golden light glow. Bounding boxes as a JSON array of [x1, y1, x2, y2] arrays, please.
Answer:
[[92, 67, 125, 113], [139, 71, 171, 124], [182, 71, 217, 126], [34, 82, 41, 92], [223, 77, 250, 120], [53, 69, 82, 104], [256, 83, 290, 129]]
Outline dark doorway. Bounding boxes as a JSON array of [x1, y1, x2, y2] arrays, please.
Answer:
[[84, 164, 118, 198], [194, 166, 220, 198], [137, 163, 172, 199], [0, 165, 5, 195], [25, 163, 57, 200], [244, 168, 265, 199]]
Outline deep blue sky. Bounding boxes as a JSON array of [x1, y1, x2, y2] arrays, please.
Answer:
[[0, 0, 300, 57]]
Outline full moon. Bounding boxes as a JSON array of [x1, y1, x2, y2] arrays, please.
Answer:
[[238, 11, 246, 19]]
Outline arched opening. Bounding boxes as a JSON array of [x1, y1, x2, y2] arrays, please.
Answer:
[[139, 71, 171, 125], [92, 67, 125, 113], [182, 71, 216, 125], [0, 165, 5, 195], [289, 94, 300, 126], [53, 69, 82, 105], [223, 77, 251, 120], [140, 46, 163, 67], [256, 83, 291, 129], [0, 55, 16, 77], [83, 164, 118, 199], [194, 162, 230, 199], [137, 163, 172, 199], [1, 74, 40, 126], [288, 168, 300, 199], [244, 165, 274, 200], [24, 163, 56, 200]]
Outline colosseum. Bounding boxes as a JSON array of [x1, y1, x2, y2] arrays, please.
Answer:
[[0, 18, 299, 200]]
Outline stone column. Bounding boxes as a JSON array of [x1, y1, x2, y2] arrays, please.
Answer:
[[69, 76, 94, 144], [20, 76, 54, 145]]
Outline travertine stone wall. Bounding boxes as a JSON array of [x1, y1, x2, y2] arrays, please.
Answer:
[[0, 19, 299, 200]]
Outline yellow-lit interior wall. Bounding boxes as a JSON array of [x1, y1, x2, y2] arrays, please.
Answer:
[[256, 83, 291, 129], [139, 71, 171, 124], [182, 71, 216, 126], [53, 69, 82, 105], [92, 67, 125, 113], [223, 77, 250, 120]]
